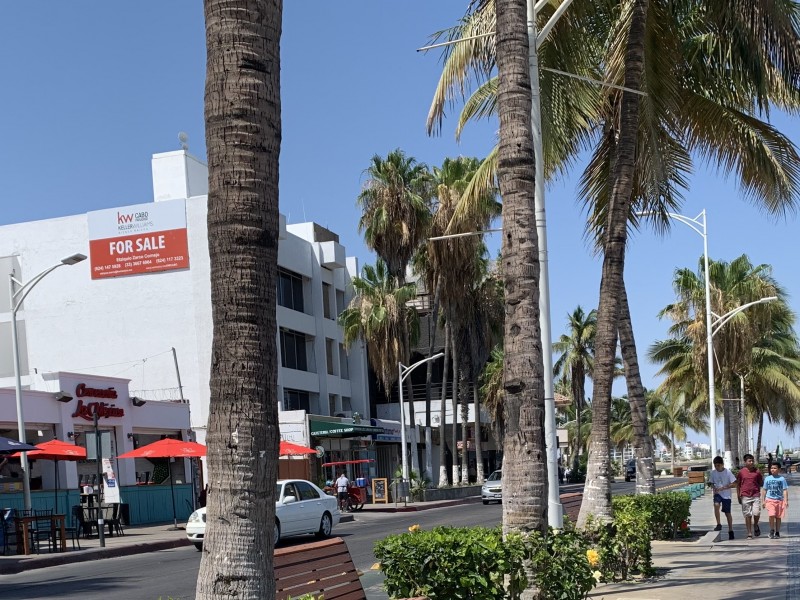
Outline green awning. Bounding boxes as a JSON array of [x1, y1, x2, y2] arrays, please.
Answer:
[[309, 417, 384, 438]]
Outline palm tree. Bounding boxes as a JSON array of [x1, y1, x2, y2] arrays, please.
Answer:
[[481, 345, 505, 449], [339, 260, 419, 407], [553, 306, 597, 475], [197, 1, 281, 597], [496, 0, 548, 556], [647, 391, 707, 473], [358, 149, 432, 474]]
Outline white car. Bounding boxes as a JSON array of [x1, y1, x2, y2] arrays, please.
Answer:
[[186, 479, 341, 550], [481, 470, 502, 504]]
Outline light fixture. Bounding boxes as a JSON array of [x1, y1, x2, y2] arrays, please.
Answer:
[[60, 253, 87, 266], [131, 396, 147, 407], [67, 432, 74, 440], [37, 430, 44, 437], [54, 391, 73, 403]]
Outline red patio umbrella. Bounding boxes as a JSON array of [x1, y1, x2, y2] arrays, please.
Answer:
[[279, 441, 317, 456], [118, 439, 206, 529], [14, 439, 87, 514]]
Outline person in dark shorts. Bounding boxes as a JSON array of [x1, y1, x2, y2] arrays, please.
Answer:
[[335, 470, 350, 511], [710, 455, 737, 539], [737, 453, 764, 539]]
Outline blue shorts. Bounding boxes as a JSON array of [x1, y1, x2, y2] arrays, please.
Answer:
[[714, 494, 732, 513]]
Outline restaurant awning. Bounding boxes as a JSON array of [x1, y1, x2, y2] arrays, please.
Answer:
[[309, 416, 384, 438]]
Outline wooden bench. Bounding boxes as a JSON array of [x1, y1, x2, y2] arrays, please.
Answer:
[[560, 492, 583, 523], [275, 536, 366, 600]]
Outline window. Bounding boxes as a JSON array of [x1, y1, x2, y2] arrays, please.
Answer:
[[339, 344, 349, 380], [295, 481, 320, 500], [280, 329, 308, 371], [342, 396, 352, 413], [329, 394, 336, 416], [326, 339, 336, 375], [278, 269, 304, 312], [283, 389, 310, 412], [336, 290, 345, 317], [322, 283, 333, 319]]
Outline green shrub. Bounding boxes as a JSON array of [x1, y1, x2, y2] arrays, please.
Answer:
[[526, 524, 598, 599], [613, 492, 692, 540], [375, 526, 525, 599], [584, 509, 653, 581]]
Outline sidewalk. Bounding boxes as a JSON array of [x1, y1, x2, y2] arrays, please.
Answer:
[[590, 470, 800, 600]]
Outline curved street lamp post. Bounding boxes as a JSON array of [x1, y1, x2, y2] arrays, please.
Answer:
[[10, 253, 86, 510]]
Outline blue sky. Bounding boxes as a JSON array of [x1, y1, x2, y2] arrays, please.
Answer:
[[1, 2, 798, 452]]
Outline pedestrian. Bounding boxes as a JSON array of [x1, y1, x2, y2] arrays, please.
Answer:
[[737, 453, 764, 539], [335, 470, 350, 512], [784, 453, 793, 474], [762, 461, 789, 539], [710, 455, 737, 540]]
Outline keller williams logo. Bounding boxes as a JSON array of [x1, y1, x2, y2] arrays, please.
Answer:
[[72, 399, 125, 421]]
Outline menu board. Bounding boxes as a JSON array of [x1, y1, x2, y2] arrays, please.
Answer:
[[372, 478, 388, 504]]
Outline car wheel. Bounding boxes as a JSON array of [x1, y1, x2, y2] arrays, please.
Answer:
[[274, 521, 281, 546], [316, 512, 333, 538], [482, 499, 489, 505], [193, 542, 203, 551]]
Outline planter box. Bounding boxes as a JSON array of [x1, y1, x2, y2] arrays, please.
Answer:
[[420, 485, 481, 502], [687, 471, 705, 484]]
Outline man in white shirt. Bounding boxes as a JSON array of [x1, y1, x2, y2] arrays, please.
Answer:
[[335, 471, 350, 511], [710, 455, 737, 540]]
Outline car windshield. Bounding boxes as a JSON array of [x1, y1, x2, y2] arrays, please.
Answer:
[[487, 471, 501, 482]]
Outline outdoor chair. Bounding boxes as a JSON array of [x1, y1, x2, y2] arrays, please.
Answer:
[[1, 508, 16, 555], [57, 507, 81, 550], [73, 505, 93, 538], [30, 508, 54, 553]]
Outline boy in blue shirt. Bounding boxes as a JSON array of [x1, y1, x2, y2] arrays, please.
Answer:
[[761, 462, 789, 539]]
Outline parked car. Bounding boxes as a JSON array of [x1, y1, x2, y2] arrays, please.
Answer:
[[186, 478, 341, 550], [624, 458, 636, 482], [481, 470, 502, 504]]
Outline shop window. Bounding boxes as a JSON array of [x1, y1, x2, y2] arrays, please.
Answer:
[[277, 269, 305, 312]]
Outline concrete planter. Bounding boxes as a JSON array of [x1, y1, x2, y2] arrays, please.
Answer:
[[420, 485, 481, 502]]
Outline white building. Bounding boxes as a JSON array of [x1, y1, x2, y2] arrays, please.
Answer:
[[0, 149, 374, 487]]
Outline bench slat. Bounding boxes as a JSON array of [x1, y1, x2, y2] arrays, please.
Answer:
[[275, 537, 366, 600]]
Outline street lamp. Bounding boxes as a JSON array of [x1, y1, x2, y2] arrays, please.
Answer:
[[398, 353, 444, 498], [10, 253, 86, 510]]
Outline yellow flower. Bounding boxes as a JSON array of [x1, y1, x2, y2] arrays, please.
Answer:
[[593, 570, 602, 582], [586, 549, 600, 567], [408, 524, 420, 533]]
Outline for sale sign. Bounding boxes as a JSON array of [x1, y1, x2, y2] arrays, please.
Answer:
[[88, 199, 190, 279]]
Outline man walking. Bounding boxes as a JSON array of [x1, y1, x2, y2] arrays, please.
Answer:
[[737, 453, 764, 540]]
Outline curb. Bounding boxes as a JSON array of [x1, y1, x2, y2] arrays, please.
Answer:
[[0, 538, 192, 575]]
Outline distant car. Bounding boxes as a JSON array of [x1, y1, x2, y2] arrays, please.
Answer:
[[624, 458, 636, 482], [186, 478, 341, 550], [481, 470, 502, 505]]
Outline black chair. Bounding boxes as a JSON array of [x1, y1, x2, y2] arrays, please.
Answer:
[[110, 503, 125, 536], [1, 508, 16, 555], [30, 509, 54, 553], [58, 508, 81, 550]]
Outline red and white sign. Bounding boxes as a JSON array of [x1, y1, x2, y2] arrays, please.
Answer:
[[87, 199, 190, 279]]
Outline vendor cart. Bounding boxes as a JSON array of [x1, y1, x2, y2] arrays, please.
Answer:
[[321, 459, 373, 511]]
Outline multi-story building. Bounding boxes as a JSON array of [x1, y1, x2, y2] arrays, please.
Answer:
[[0, 149, 377, 504]]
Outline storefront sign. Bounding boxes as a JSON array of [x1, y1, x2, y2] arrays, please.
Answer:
[[87, 199, 190, 279], [102, 458, 121, 504], [76, 383, 118, 399], [72, 400, 125, 421]]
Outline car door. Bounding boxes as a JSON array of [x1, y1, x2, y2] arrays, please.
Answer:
[[277, 481, 302, 536], [293, 481, 323, 533]]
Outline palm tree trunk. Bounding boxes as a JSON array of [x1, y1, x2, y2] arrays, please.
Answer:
[[618, 284, 654, 494], [670, 433, 675, 474], [424, 293, 441, 481], [571, 366, 583, 475], [578, 0, 649, 528], [438, 322, 451, 487], [473, 384, 484, 483], [459, 354, 470, 483], [738, 377, 748, 461], [756, 412, 764, 461], [198, 1, 281, 597], [451, 329, 460, 485], [496, 0, 547, 546]]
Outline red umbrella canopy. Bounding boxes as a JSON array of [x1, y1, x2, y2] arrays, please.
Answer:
[[279, 440, 316, 456], [118, 438, 206, 459], [13, 439, 87, 460]]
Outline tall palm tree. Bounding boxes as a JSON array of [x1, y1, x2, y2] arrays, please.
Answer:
[[358, 150, 432, 475], [481, 345, 505, 449], [553, 306, 596, 475], [647, 391, 707, 473], [339, 260, 419, 406], [496, 0, 548, 559], [198, 1, 281, 597]]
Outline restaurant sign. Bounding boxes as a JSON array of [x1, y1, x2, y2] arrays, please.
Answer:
[[71, 383, 125, 420]]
